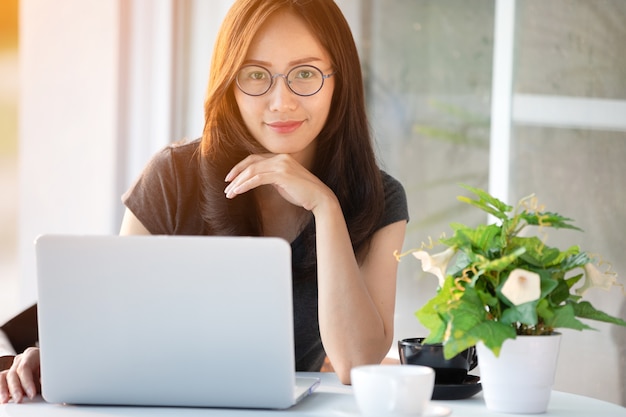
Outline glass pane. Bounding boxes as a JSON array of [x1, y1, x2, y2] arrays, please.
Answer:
[[510, 0, 626, 405], [352, 0, 625, 405], [510, 126, 626, 403], [515, 0, 626, 99], [355, 0, 495, 336]]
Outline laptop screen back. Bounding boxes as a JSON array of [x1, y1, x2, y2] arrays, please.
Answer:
[[36, 235, 300, 408]]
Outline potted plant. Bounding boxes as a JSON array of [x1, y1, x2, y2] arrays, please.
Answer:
[[396, 184, 626, 413]]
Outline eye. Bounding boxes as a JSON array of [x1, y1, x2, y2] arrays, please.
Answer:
[[238, 66, 270, 82], [248, 71, 267, 80], [294, 69, 316, 80]]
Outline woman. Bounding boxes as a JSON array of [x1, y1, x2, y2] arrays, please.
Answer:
[[0, 0, 408, 403]]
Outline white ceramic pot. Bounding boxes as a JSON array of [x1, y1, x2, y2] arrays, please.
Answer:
[[476, 333, 561, 414]]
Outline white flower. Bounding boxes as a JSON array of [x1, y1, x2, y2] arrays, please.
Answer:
[[575, 263, 618, 295], [501, 268, 541, 306], [412, 247, 456, 287]]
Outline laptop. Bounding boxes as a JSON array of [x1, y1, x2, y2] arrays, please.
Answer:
[[35, 234, 320, 408]]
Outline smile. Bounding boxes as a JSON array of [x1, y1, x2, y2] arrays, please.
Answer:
[[266, 120, 304, 134]]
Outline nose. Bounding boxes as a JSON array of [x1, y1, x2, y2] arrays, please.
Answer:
[[267, 75, 297, 111]]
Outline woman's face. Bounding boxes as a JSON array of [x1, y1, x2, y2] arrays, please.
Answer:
[[234, 10, 334, 169]]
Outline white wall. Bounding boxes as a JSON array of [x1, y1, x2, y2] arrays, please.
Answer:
[[19, 0, 122, 306], [18, 0, 204, 305]]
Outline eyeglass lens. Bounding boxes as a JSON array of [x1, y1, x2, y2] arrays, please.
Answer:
[[236, 65, 327, 96]]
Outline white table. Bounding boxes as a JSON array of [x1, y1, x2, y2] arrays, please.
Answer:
[[1, 372, 625, 416]]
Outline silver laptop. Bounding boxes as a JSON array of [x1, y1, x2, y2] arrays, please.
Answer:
[[35, 234, 319, 409]]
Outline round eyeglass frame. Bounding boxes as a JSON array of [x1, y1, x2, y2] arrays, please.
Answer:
[[235, 64, 335, 97]]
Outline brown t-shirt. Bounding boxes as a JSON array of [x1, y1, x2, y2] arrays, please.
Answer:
[[122, 139, 409, 371]]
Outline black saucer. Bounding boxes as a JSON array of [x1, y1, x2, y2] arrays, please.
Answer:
[[432, 375, 482, 400]]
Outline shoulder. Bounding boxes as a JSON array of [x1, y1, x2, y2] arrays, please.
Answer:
[[379, 170, 409, 226], [150, 138, 201, 168], [380, 171, 407, 211], [381, 171, 405, 195], [122, 138, 205, 235], [137, 138, 202, 186], [169, 137, 202, 157]]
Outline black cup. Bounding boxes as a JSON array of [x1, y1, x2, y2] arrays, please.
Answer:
[[398, 338, 478, 385]]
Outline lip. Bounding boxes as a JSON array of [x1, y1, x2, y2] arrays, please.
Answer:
[[266, 120, 304, 134]]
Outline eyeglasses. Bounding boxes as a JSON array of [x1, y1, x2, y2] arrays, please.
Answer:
[[236, 64, 335, 97]]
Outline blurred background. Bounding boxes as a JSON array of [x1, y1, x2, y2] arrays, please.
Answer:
[[1, 0, 625, 406], [0, 0, 19, 324]]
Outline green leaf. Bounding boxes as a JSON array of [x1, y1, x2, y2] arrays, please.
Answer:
[[519, 211, 583, 231], [448, 286, 489, 330], [479, 247, 525, 273], [538, 270, 560, 299], [573, 301, 626, 327], [476, 285, 499, 309], [459, 184, 513, 215], [446, 250, 472, 277], [564, 273, 584, 290], [536, 299, 554, 321], [467, 321, 517, 357], [445, 224, 503, 257], [559, 251, 591, 271], [457, 196, 507, 221], [443, 315, 485, 359], [415, 277, 459, 343], [500, 302, 538, 327], [512, 236, 560, 267], [548, 278, 572, 305], [440, 224, 472, 249], [471, 225, 502, 254], [440, 285, 516, 358], [415, 301, 447, 344], [544, 304, 593, 331]]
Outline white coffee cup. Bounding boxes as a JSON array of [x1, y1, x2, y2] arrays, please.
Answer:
[[351, 364, 435, 416]]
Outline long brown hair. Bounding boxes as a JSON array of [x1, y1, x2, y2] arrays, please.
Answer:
[[199, 0, 384, 266]]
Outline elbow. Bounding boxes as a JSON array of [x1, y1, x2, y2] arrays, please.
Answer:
[[323, 357, 353, 385], [336, 366, 352, 385], [327, 333, 394, 385]]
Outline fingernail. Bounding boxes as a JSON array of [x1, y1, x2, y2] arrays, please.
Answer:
[[26, 388, 34, 399], [225, 172, 233, 182]]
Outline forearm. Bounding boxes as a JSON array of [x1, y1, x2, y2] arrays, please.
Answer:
[[312, 197, 394, 384]]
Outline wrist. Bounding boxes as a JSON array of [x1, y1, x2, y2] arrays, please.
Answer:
[[311, 191, 342, 218]]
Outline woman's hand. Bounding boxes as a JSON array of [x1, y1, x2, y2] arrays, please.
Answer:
[[0, 347, 41, 403], [224, 153, 334, 213]]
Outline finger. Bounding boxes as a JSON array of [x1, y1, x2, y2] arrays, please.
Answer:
[[15, 365, 37, 400], [16, 350, 40, 399], [6, 369, 25, 403], [225, 156, 291, 198], [224, 154, 271, 183], [224, 156, 276, 198], [5, 351, 39, 403], [225, 171, 270, 199], [0, 371, 9, 403], [5, 354, 25, 403]]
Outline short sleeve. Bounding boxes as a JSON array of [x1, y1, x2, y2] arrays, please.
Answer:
[[379, 171, 409, 230], [121, 140, 206, 235]]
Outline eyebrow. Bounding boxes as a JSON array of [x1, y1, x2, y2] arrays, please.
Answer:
[[242, 57, 324, 67]]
